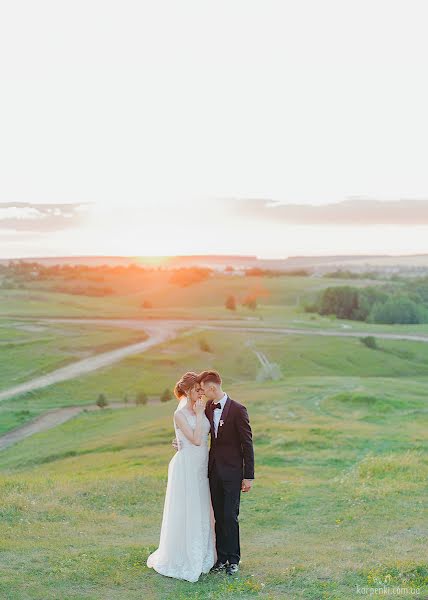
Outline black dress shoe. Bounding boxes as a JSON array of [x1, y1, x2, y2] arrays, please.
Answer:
[[226, 563, 239, 575], [210, 560, 227, 572]]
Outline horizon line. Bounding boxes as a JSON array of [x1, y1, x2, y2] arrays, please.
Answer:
[[3, 251, 428, 262]]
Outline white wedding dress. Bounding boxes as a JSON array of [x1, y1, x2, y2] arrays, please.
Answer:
[[147, 407, 216, 582]]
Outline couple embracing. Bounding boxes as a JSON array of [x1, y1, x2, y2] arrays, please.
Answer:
[[147, 370, 255, 583]]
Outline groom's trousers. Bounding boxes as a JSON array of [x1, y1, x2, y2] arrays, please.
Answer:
[[209, 462, 241, 565]]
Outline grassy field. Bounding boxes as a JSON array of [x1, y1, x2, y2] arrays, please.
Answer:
[[3, 326, 428, 436], [0, 323, 427, 598], [0, 321, 149, 433], [4, 273, 428, 337], [1, 271, 347, 308], [0, 273, 427, 598], [0, 274, 391, 321], [0, 320, 148, 392], [0, 376, 427, 599]]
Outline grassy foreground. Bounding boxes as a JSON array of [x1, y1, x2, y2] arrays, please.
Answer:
[[1, 309, 428, 599], [0, 376, 427, 599]]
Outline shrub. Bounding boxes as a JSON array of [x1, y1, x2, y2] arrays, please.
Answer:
[[303, 302, 318, 313], [242, 295, 257, 310], [360, 336, 377, 349], [199, 337, 213, 352], [135, 391, 148, 406], [160, 388, 173, 403], [96, 393, 108, 408], [225, 295, 236, 310]]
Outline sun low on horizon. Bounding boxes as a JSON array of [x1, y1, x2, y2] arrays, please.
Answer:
[[2, 2, 428, 260], [1, 3, 428, 599], [2, 198, 428, 260]]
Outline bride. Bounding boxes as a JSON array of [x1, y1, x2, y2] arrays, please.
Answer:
[[146, 371, 216, 582]]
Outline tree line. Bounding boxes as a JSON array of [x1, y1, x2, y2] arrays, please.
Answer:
[[305, 277, 428, 324]]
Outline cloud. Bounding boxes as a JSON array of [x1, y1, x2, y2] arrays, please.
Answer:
[[230, 198, 428, 226], [0, 203, 90, 232]]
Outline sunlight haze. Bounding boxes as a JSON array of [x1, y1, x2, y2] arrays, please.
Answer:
[[1, 1, 428, 257]]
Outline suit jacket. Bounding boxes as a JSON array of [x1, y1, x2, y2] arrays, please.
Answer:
[[205, 396, 255, 481]]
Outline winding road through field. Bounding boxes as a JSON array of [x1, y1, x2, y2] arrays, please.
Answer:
[[0, 321, 180, 403], [1, 316, 428, 451]]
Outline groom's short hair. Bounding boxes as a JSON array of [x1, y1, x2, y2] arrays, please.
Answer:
[[197, 370, 222, 386]]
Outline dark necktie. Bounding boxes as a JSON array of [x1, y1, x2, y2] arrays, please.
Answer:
[[213, 402, 222, 410]]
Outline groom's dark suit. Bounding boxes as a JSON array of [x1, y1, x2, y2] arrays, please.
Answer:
[[205, 396, 255, 565]]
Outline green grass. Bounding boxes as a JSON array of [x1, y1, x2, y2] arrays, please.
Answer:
[[2, 327, 428, 436], [0, 320, 148, 392], [0, 273, 393, 321], [0, 379, 427, 599], [1, 296, 428, 598], [4, 272, 428, 337]]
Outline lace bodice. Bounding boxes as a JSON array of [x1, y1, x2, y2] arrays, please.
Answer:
[[175, 408, 211, 449]]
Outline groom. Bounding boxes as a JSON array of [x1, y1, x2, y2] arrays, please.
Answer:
[[172, 369, 255, 575], [197, 369, 255, 575]]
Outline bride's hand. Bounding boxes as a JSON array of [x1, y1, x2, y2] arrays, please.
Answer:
[[194, 399, 205, 415]]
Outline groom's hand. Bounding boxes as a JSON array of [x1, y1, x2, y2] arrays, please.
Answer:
[[241, 479, 253, 493], [172, 437, 181, 451]]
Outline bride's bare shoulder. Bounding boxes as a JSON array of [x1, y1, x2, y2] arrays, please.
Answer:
[[174, 409, 187, 423], [174, 407, 195, 427]]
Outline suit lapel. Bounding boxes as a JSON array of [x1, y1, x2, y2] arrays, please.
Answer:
[[216, 396, 231, 440]]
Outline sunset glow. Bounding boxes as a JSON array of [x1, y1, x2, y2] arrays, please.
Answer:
[[2, 1, 428, 259], [2, 199, 428, 259]]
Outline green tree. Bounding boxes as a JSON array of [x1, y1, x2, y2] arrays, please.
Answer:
[[353, 287, 389, 321], [160, 388, 173, 403], [319, 286, 359, 320], [368, 295, 427, 324], [407, 279, 428, 304], [96, 393, 108, 409]]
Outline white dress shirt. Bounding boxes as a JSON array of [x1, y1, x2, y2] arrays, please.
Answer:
[[213, 393, 228, 437]]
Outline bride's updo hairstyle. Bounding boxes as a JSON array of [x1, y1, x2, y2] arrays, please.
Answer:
[[174, 371, 199, 400]]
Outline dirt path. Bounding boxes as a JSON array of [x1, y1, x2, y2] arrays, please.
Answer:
[[2, 316, 428, 450], [0, 321, 182, 403], [42, 317, 428, 342], [2, 317, 428, 405], [0, 402, 147, 451]]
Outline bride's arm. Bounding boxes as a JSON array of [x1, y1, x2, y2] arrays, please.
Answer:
[[174, 402, 205, 446]]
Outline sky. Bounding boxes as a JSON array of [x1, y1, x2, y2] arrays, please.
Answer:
[[1, 1, 428, 259]]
